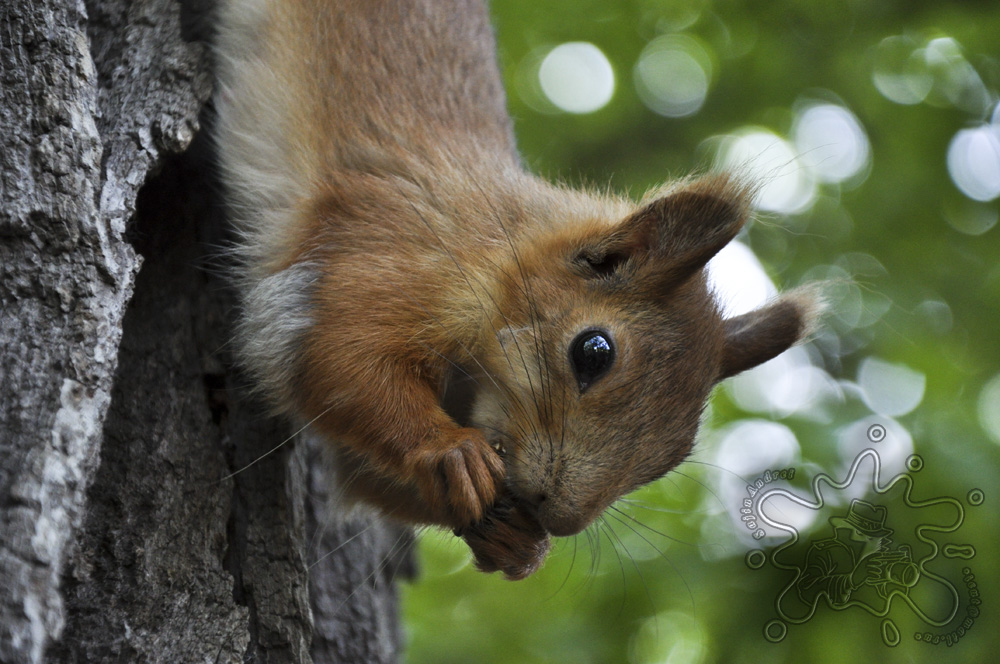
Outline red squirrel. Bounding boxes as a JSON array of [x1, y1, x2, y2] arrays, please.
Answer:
[[215, 0, 819, 580]]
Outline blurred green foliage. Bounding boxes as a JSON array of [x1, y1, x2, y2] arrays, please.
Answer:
[[401, 1, 1000, 662]]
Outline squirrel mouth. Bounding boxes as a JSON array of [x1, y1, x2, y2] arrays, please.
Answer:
[[490, 441, 507, 456]]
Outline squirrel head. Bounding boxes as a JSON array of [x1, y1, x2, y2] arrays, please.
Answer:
[[458, 174, 819, 539]]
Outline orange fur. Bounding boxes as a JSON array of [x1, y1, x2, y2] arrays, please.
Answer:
[[216, 0, 819, 579]]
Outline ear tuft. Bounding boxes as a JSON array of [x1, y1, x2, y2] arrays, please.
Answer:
[[632, 172, 756, 288], [779, 282, 827, 340], [718, 284, 826, 381]]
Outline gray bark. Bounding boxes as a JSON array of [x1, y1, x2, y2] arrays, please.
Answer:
[[0, 1, 412, 662]]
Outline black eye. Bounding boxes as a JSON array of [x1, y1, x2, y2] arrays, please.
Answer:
[[570, 329, 615, 392]]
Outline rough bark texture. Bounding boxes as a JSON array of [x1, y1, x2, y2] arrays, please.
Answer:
[[0, 1, 413, 662]]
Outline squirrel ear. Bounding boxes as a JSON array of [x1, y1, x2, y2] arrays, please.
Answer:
[[718, 287, 824, 380], [579, 175, 753, 289]]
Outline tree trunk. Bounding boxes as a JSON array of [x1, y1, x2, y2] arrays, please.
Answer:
[[0, 1, 413, 662]]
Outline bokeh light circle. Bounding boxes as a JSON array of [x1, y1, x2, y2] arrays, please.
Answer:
[[947, 126, 1000, 202], [635, 35, 712, 118], [793, 103, 871, 183], [873, 35, 932, 105], [978, 373, 1000, 445], [538, 42, 615, 114]]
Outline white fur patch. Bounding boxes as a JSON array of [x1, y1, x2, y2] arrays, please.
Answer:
[[214, 0, 316, 281], [235, 262, 318, 412], [215, 0, 323, 408]]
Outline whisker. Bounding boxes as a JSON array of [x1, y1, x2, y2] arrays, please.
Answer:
[[618, 497, 716, 518], [324, 522, 419, 617], [683, 458, 756, 484], [584, 526, 601, 584], [605, 506, 696, 617], [545, 536, 579, 601], [390, 182, 534, 419], [213, 402, 337, 484], [608, 504, 698, 547], [595, 517, 629, 617], [391, 284, 538, 431], [602, 511, 659, 619], [466, 176, 550, 453], [307, 515, 384, 570], [671, 468, 728, 513]]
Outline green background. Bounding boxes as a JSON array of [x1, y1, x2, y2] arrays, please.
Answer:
[[402, 1, 1000, 662]]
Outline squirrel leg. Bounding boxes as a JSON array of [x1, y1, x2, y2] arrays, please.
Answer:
[[411, 420, 506, 527], [309, 370, 505, 528]]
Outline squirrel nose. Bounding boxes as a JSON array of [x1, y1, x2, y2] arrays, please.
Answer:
[[527, 490, 595, 537], [515, 491, 548, 522], [522, 492, 547, 509]]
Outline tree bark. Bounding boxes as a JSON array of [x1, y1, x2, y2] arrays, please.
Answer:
[[0, 1, 412, 662]]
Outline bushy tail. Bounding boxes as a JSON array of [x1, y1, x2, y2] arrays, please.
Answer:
[[214, 0, 319, 282]]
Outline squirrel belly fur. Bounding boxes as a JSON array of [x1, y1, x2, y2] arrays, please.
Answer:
[[215, 0, 819, 580]]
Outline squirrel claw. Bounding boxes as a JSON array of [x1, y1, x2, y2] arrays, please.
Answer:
[[416, 427, 505, 527]]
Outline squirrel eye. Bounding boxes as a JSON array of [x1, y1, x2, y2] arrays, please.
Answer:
[[570, 329, 615, 392]]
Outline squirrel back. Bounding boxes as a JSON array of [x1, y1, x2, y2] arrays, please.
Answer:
[[216, 0, 517, 273], [215, 0, 819, 579]]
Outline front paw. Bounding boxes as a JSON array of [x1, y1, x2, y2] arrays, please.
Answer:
[[459, 496, 551, 580], [414, 427, 505, 526]]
